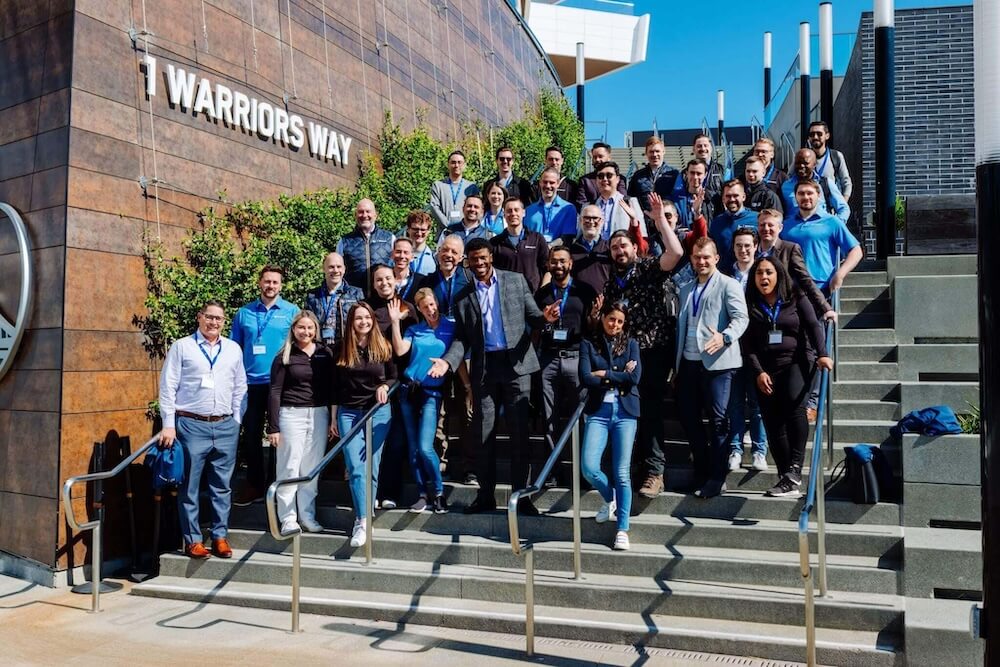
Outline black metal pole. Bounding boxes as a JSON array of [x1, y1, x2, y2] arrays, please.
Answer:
[[799, 22, 811, 148], [764, 32, 773, 129], [718, 89, 725, 145], [820, 2, 834, 137], [874, 1, 896, 260], [575, 42, 585, 124]]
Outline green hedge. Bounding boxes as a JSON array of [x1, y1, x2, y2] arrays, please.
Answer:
[[135, 91, 584, 358]]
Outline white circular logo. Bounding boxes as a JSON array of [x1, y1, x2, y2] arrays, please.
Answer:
[[0, 203, 33, 383]]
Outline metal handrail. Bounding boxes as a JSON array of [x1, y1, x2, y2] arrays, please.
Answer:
[[797, 320, 835, 667], [508, 400, 587, 656], [62, 433, 161, 613], [265, 381, 399, 633]]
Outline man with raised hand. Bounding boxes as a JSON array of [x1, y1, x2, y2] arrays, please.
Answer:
[[430, 149, 480, 231]]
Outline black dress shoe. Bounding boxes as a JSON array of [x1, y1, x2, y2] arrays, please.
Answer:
[[463, 497, 495, 514], [517, 499, 540, 517]]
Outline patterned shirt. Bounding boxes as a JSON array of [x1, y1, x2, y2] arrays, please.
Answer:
[[602, 257, 678, 350]]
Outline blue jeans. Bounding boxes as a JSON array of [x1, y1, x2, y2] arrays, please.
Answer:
[[400, 389, 444, 497], [176, 415, 240, 545], [581, 400, 637, 531], [727, 368, 767, 456], [339, 403, 392, 520]]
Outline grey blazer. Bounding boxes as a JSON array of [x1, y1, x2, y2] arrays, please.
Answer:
[[675, 271, 749, 372], [442, 269, 547, 386]]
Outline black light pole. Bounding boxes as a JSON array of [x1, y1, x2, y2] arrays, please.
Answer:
[[799, 21, 811, 148], [764, 32, 772, 128], [575, 42, 585, 124], [820, 2, 834, 136], [977, 0, 1000, 659], [874, 0, 896, 260], [717, 90, 725, 145]]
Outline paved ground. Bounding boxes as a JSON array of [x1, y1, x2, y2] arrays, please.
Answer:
[[0, 574, 803, 666]]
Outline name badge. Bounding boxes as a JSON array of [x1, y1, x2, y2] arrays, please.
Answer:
[[200, 375, 215, 389], [321, 328, 334, 340], [552, 328, 569, 342], [449, 210, 461, 222], [253, 344, 267, 355], [768, 330, 783, 345]]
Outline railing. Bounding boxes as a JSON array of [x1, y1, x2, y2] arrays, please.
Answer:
[[265, 382, 399, 633], [508, 400, 587, 656], [62, 433, 161, 613], [797, 319, 835, 667], [778, 131, 797, 172]]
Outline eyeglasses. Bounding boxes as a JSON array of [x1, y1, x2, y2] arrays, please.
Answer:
[[596, 172, 616, 180], [497, 156, 513, 162], [808, 131, 826, 137], [201, 314, 224, 322], [581, 215, 602, 222], [409, 226, 430, 234]]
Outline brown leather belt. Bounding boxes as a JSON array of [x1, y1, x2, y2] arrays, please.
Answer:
[[176, 410, 231, 423]]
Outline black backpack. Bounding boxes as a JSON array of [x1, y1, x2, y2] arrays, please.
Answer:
[[833, 444, 893, 504]]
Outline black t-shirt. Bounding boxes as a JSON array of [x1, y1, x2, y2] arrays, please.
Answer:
[[534, 279, 597, 350], [267, 345, 336, 433]]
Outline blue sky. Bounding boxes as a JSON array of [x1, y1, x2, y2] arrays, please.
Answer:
[[574, 0, 971, 145]]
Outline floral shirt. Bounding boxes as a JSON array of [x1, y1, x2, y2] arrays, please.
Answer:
[[602, 257, 678, 350]]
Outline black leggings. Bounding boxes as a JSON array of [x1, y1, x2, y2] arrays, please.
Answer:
[[755, 363, 814, 476]]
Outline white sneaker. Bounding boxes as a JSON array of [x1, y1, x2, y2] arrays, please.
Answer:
[[613, 531, 630, 551], [381, 499, 398, 510], [280, 518, 299, 536], [751, 452, 768, 471], [350, 520, 367, 547], [728, 451, 743, 472], [409, 496, 428, 513], [595, 499, 616, 524], [299, 516, 323, 533]]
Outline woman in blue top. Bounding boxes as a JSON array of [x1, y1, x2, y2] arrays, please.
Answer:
[[483, 182, 509, 234], [387, 289, 454, 514], [579, 301, 642, 551]]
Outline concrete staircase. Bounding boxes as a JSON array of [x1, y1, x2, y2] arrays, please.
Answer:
[[133, 266, 910, 665]]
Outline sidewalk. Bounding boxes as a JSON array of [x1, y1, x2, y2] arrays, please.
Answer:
[[0, 574, 803, 666]]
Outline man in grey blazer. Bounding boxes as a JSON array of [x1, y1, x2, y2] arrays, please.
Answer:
[[429, 238, 560, 514], [675, 237, 749, 498]]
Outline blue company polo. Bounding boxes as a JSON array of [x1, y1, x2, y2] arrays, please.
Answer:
[[780, 174, 850, 224], [402, 318, 456, 389], [524, 196, 577, 243], [708, 207, 758, 274], [779, 212, 860, 289], [230, 297, 300, 384]]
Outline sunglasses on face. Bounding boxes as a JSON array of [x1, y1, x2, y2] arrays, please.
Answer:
[[596, 172, 616, 180]]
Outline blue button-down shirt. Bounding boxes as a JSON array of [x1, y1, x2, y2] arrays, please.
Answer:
[[230, 297, 299, 384], [159, 331, 248, 428], [476, 272, 508, 351], [410, 245, 438, 275]]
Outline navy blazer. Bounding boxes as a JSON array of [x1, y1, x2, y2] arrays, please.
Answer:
[[579, 337, 642, 418]]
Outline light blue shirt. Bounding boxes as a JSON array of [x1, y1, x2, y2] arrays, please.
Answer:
[[410, 245, 438, 275], [230, 297, 300, 384], [476, 272, 508, 352], [159, 331, 248, 428], [524, 195, 577, 242], [781, 174, 850, 224], [780, 212, 860, 289]]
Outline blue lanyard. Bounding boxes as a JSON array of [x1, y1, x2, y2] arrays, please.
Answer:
[[410, 247, 431, 274], [195, 332, 222, 369], [614, 266, 635, 290], [816, 151, 830, 178], [541, 202, 554, 235], [321, 285, 341, 324], [440, 271, 456, 314], [764, 163, 775, 182], [449, 178, 464, 207], [552, 278, 572, 318], [256, 304, 277, 342], [691, 274, 713, 318], [398, 273, 415, 298], [761, 298, 783, 327]]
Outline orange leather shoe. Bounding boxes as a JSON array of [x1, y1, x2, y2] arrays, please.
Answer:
[[212, 538, 233, 559], [184, 542, 211, 559]]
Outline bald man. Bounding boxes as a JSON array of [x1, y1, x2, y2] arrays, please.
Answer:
[[335, 198, 396, 295], [305, 252, 364, 346]]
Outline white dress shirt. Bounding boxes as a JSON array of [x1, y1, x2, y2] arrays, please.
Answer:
[[159, 331, 248, 428]]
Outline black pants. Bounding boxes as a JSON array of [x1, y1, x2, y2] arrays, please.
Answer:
[[756, 363, 813, 477], [539, 349, 582, 453], [377, 396, 407, 502], [637, 344, 672, 477], [676, 360, 736, 485], [473, 352, 532, 503], [439, 372, 475, 477], [239, 383, 273, 490]]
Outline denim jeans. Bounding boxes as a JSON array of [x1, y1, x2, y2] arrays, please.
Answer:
[[176, 415, 240, 545], [581, 400, 637, 532], [400, 389, 444, 497], [275, 406, 329, 524], [727, 368, 767, 456], [339, 403, 392, 520]]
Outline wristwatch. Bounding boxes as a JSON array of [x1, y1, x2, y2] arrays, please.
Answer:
[[722, 333, 733, 347]]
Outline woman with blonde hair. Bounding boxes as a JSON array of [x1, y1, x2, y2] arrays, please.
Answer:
[[334, 301, 397, 547], [267, 310, 335, 535]]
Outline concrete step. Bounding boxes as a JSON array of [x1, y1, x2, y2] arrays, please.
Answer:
[[842, 311, 893, 329], [147, 550, 903, 633], [839, 284, 890, 300], [838, 344, 898, 363], [215, 528, 900, 595], [837, 361, 899, 381], [841, 297, 891, 316], [659, 438, 901, 474], [837, 328, 897, 345], [831, 399, 900, 421], [832, 380, 900, 402], [132, 578, 904, 666], [845, 271, 889, 286]]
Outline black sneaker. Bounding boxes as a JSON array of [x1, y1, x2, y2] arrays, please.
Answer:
[[766, 476, 802, 498], [463, 473, 480, 487], [432, 495, 449, 514]]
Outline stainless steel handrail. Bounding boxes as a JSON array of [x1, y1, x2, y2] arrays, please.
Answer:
[[797, 320, 834, 667], [508, 400, 587, 656], [265, 382, 399, 633], [62, 433, 161, 613]]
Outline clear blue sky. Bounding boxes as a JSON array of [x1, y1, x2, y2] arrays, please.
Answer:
[[574, 0, 971, 145]]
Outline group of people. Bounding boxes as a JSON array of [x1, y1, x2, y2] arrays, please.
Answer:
[[157, 126, 861, 558]]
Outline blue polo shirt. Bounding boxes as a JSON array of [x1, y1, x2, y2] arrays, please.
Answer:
[[779, 212, 860, 289], [402, 318, 456, 389], [708, 207, 758, 274], [230, 297, 300, 384], [524, 196, 577, 243]]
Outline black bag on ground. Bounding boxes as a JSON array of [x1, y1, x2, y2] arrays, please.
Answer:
[[843, 444, 892, 504]]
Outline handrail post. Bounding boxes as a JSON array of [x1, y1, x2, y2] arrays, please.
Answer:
[[90, 521, 102, 613], [365, 417, 374, 566], [571, 417, 582, 580], [291, 532, 302, 632], [826, 365, 834, 470], [799, 532, 817, 667], [817, 368, 830, 597], [525, 546, 535, 657]]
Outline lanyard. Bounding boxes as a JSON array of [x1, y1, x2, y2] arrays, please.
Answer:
[[449, 178, 464, 207], [256, 303, 277, 342], [440, 271, 456, 314], [761, 298, 783, 328], [398, 272, 415, 298], [410, 247, 431, 274], [552, 278, 572, 318], [614, 266, 635, 290], [691, 274, 713, 318], [816, 150, 830, 178], [321, 284, 341, 324], [541, 201, 555, 235], [196, 332, 222, 369], [764, 163, 775, 182]]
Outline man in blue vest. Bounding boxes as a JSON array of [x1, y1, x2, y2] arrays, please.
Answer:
[[709, 180, 759, 274], [336, 198, 395, 296], [231, 266, 299, 505], [305, 251, 363, 347]]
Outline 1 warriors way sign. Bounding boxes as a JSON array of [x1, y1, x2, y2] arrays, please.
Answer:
[[0, 203, 32, 383]]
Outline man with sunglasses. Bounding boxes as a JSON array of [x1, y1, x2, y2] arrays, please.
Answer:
[[483, 146, 533, 209], [576, 141, 628, 209], [807, 121, 852, 200]]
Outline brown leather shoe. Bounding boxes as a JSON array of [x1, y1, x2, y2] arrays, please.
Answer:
[[638, 473, 664, 499], [212, 538, 233, 559], [184, 542, 211, 559]]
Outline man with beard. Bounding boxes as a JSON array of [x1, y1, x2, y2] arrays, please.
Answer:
[[709, 180, 759, 274], [807, 121, 852, 200]]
